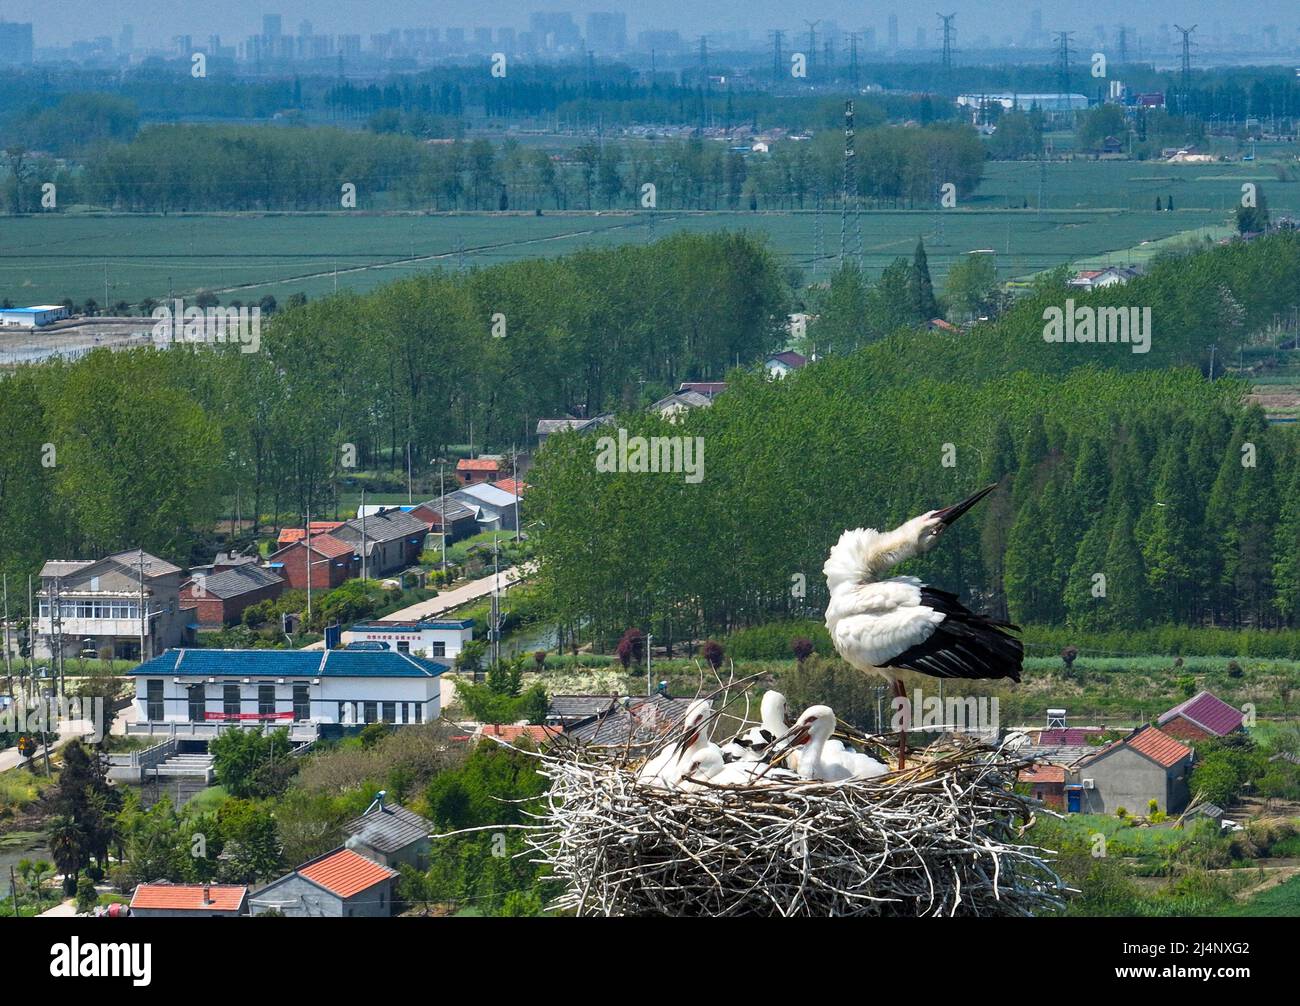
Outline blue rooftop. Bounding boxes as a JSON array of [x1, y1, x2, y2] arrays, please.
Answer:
[[131, 648, 448, 678], [350, 618, 474, 632]]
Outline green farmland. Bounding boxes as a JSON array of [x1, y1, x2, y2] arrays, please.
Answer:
[[1, 157, 1295, 306]]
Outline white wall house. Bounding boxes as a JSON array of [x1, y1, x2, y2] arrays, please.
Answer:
[[343, 618, 474, 660], [128, 648, 448, 741]]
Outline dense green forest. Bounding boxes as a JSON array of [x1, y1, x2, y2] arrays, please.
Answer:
[[527, 231, 1300, 644], [0, 231, 788, 573], [11, 119, 983, 213]]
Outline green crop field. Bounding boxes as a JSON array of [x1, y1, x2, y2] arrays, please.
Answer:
[[1, 158, 1295, 306]]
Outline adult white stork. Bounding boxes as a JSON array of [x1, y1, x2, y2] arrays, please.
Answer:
[[822, 484, 1022, 768]]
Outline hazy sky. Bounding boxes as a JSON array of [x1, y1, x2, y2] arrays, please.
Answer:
[[11, 1, 1299, 49]]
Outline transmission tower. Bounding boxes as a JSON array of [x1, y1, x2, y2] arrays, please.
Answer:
[[1173, 24, 1197, 116], [937, 13, 956, 89], [804, 20, 820, 79], [841, 99, 855, 263], [848, 32, 860, 89], [1117, 26, 1128, 65], [1053, 31, 1074, 113], [770, 29, 785, 83]]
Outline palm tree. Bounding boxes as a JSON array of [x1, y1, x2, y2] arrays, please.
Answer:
[[47, 815, 86, 896]]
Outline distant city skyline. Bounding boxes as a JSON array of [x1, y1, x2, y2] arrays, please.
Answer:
[[5, 1, 1300, 52]]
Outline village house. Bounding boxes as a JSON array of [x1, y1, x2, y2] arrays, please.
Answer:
[[248, 847, 398, 918], [409, 496, 479, 543], [1019, 764, 1067, 810], [765, 350, 807, 378], [127, 647, 449, 743], [179, 565, 285, 630], [1068, 265, 1142, 290], [275, 521, 344, 548], [1156, 690, 1245, 743], [331, 509, 430, 577], [36, 549, 188, 662], [1070, 725, 1193, 816], [129, 882, 249, 918], [455, 456, 505, 486], [267, 534, 359, 591], [449, 482, 519, 532], [344, 617, 474, 659], [651, 389, 713, 421], [342, 792, 433, 870], [678, 381, 727, 399]]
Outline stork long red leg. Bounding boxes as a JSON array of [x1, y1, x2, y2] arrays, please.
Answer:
[[893, 678, 908, 770]]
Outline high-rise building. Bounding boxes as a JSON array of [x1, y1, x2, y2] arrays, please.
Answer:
[[529, 11, 580, 52], [586, 12, 627, 54], [0, 20, 34, 65], [498, 27, 516, 52], [119, 24, 135, 55], [263, 14, 282, 40], [887, 14, 899, 50], [446, 27, 466, 49], [474, 27, 493, 50]]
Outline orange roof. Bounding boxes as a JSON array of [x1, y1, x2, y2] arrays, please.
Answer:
[[277, 522, 344, 545], [131, 883, 247, 912], [495, 478, 529, 497], [298, 848, 397, 898], [457, 458, 503, 471], [1019, 764, 1066, 784], [1126, 725, 1192, 768]]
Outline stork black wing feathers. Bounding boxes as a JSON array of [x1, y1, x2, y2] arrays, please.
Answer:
[[882, 587, 1023, 682]]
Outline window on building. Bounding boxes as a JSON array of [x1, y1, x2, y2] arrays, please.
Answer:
[[363, 701, 377, 724], [414, 703, 423, 723], [396, 640, 410, 654], [258, 685, 275, 718], [431, 641, 446, 657], [381, 702, 396, 723], [223, 684, 241, 718], [338, 701, 348, 724], [293, 684, 310, 721], [187, 684, 206, 723], [146, 679, 164, 721]]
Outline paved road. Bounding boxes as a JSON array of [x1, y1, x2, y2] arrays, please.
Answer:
[[300, 564, 532, 650]]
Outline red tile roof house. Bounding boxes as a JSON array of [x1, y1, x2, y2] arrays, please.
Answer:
[[1070, 726, 1193, 816], [276, 521, 344, 548], [179, 565, 285, 629], [248, 847, 399, 917], [1157, 691, 1245, 743], [267, 535, 359, 591], [1018, 764, 1067, 810], [456, 456, 505, 486], [129, 882, 248, 917]]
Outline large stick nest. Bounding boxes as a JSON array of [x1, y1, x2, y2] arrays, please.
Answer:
[[517, 681, 1066, 917]]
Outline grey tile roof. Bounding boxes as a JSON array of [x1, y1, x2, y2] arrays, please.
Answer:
[[191, 565, 283, 599], [568, 695, 697, 746], [343, 801, 432, 855], [340, 509, 430, 543]]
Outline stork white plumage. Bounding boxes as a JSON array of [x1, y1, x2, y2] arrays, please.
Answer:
[[679, 744, 799, 789], [720, 690, 790, 762], [788, 705, 889, 782], [637, 698, 713, 789], [822, 484, 1022, 769]]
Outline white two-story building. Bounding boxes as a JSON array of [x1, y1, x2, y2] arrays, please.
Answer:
[[342, 618, 474, 660], [128, 648, 449, 743]]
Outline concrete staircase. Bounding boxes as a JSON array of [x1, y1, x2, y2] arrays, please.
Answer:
[[151, 751, 215, 783]]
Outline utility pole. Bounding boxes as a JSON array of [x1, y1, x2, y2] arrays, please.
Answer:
[[360, 488, 368, 581], [305, 510, 313, 621], [439, 464, 447, 579], [138, 551, 147, 664], [2, 574, 12, 706], [512, 446, 521, 546]]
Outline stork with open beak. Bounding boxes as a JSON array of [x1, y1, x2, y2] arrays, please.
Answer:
[[822, 484, 1022, 769]]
